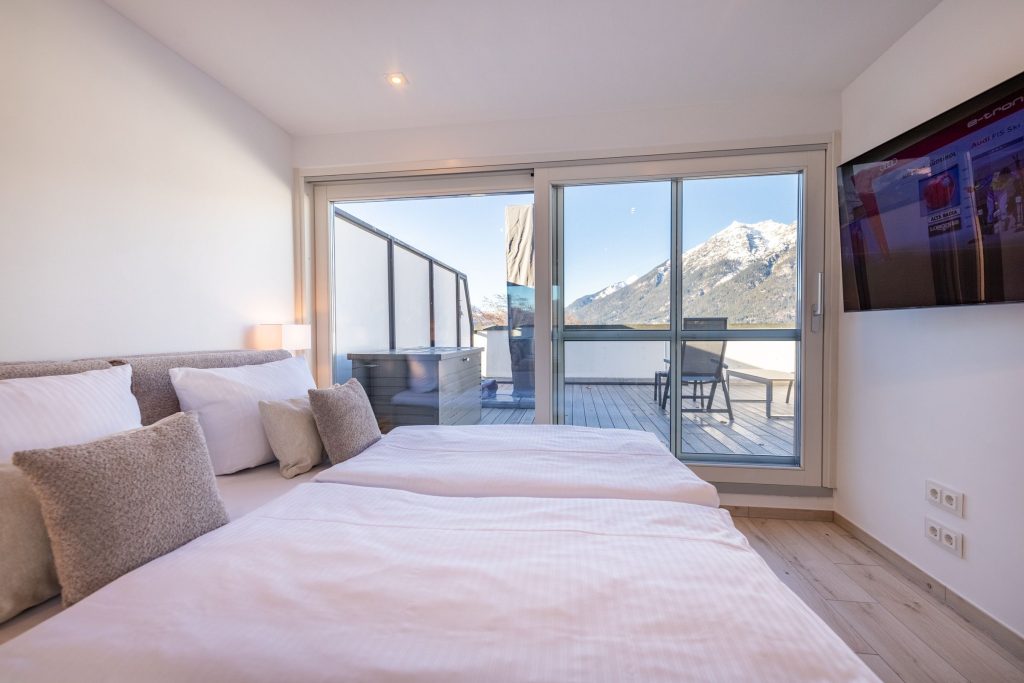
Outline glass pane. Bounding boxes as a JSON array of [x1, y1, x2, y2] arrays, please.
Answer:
[[432, 267, 458, 347], [681, 174, 800, 329], [332, 215, 390, 381], [563, 181, 671, 329], [393, 247, 430, 347], [563, 341, 672, 448], [504, 203, 536, 406], [677, 339, 798, 462], [335, 192, 534, 428], [479, 324, 536, 425]]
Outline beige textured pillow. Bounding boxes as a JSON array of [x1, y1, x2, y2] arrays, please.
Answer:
[[13, 412, 229, 606], [308, 379, 381, 465], [259, 397, 324, 478], [0, 465, 60, 623]]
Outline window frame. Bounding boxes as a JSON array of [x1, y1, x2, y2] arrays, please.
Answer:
[[536, 149, 828, 486], [304, 143, 836, 488]]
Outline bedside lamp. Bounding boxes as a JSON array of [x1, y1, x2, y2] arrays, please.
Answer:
[[253, 324, 312, 356]]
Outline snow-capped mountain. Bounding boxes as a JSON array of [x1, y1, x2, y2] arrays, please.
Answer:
[[565, 220, 797, 326], [568, 275, 639, 309]]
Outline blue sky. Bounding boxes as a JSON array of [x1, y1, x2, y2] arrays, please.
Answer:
[[339, 173, 799, 307]]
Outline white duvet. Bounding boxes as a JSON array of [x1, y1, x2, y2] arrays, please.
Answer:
[[0, 484, 876, 682], [315, 424, 721, 507]]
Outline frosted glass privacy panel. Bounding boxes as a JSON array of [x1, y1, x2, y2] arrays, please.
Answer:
[[563, 181, 671, 329], [333, 215, 390, 381], [458, 278, 472, 347], [393, 246, 431, 348], [433, 267, 458, 347]]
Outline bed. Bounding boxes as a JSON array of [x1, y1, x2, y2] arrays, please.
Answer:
[[0, 483, 875, 682], [314, 424, 721, 507], [0, 350, 877, 681]]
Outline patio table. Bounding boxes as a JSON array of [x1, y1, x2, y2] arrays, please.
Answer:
[[726, 368, 794, 419]]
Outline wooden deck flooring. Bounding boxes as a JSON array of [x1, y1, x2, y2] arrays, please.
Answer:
[[738, 516, 1024, 682], [481, 380, 795, 458]]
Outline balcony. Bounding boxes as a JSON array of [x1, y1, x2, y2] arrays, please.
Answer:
[[476, 328, 796, 458], [482, 380, 793, 457]]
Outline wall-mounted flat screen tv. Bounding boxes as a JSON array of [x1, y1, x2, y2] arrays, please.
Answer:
[[838, 72, 1024, 312]]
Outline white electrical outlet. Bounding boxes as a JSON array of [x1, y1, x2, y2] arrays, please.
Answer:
[[940, 527, 963, 557], [940, 487, 964, 517], [925, 517, 963, 558], [925, 480, 965, 518]]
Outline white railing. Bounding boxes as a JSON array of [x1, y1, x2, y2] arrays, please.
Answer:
[[475, 328, 795, 382]]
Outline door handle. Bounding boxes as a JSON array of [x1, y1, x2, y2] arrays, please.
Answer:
[[812, 272, 824, 333], [814, 272, 824, 317]]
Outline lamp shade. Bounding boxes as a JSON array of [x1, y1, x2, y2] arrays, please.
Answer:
[[253, 324, 312, 352]]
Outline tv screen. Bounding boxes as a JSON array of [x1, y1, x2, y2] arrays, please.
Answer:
[[838, 72, 1024, 311]]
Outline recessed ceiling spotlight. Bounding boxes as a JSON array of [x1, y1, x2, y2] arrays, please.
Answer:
[[386, 72, 408, 87]]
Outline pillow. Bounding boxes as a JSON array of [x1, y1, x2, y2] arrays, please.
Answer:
[[258, 397, 324, 478], [169, 356, 316, 474], [0, 465, 60, 624], [308, 379, 381, 465], [0, 364, 142, 463], [12, 412, 228, 606], [110, 350, 291, 425]]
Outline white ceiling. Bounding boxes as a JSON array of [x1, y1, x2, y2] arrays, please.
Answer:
[[103, 0, 940, 137]]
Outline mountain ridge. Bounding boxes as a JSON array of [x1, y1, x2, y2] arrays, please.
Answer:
[[565, 219, 797, 326]]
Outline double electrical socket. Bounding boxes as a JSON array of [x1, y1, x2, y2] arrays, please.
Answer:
[[925, 517, 963, 557], [925, 480, 964, 517]]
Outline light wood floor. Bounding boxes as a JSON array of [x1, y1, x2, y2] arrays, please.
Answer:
[[735, 516, 1024, 682]]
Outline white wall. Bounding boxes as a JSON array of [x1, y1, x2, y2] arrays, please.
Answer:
[[293, 94, 840, 171], [836, 0, 1024, 637], [0, 0, 294, 361]]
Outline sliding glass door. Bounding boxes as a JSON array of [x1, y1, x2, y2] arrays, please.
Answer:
[[543, 150, 826, 485], [310, 154, 827, 483]]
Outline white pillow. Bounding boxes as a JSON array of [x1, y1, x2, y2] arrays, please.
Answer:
[[170, 356, 317, 475], [0, 364, 142, 463]]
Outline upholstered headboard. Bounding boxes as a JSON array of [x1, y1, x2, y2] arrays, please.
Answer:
[[109, 350, 291, 424], [0, 359, 114, 381], [0, 350, 291, 425]]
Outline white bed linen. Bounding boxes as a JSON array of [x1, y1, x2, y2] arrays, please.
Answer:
[[315, 424, 720, 507], [0, 484, 876, 682], [0, 462, 328, 647], [214, 461, 327, 520]]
